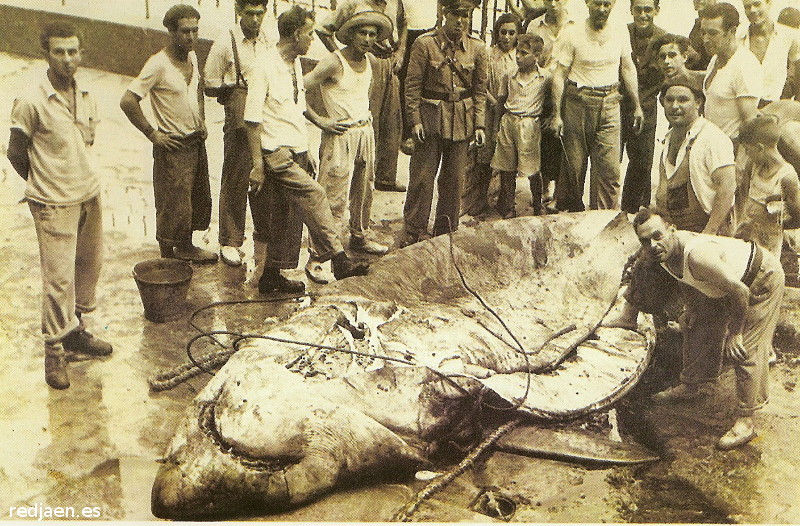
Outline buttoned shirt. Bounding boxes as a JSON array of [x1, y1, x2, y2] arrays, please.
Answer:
[[740, 22, 800, 102], [627, 23, 666, 111], [405, 28, 488, 140], [501, 66, 550, 116], [487, 45, 517, 100], [526, 12, 576, 69], [554, 19, 632, 88], [10, 70, 99, 205], [703, 46, 764, 138], [243, 46, 308, 152], [204, 22, 274, 88], [127, 49, 204, 136]]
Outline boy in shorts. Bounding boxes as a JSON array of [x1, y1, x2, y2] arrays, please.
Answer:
[[492, 34, 550, 217]]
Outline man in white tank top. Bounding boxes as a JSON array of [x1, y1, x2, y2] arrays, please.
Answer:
[[303, 9, 392, 283], [633, 208, 784, 450]]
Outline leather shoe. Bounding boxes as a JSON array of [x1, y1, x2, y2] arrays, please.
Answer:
[[717, 418, 756, 450], [375, 182, 407, 192], [63, 329, 113, 356], [349, 237, 389, 255], [652, 383, 707, 402], [331, 252, 370, 280], [258, 270, 305, 294], [45, 352, 69, 389], [220, 245, 242, 266], [174, 245, 218, 263]]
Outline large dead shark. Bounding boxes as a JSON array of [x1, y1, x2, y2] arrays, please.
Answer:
[[151, 211, 655, 519]]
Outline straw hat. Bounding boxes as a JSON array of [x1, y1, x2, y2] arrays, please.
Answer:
[[335, 9, 393, 45]]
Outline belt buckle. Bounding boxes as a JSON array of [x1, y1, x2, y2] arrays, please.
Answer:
[[447, 92, 460, 102]]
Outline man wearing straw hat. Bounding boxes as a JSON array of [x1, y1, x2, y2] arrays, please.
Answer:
[[303, 7, 393, 282], [401, 0, 488, 246]]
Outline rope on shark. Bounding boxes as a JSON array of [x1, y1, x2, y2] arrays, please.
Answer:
[[390, 417, 523, 522]]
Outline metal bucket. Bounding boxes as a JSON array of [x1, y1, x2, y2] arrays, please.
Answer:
[[132, 258, 193, 323]]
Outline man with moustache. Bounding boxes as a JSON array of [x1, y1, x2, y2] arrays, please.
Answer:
[[620, 0, 666, 214], [550, 0, 644, 211], [401, 0, 487, 246], [8, 23, 113, 389], [120, 4, 216, 263], [631, 208, 784, 450], [204, 0, 274, 267]]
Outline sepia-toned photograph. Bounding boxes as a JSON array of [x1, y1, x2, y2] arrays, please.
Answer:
[[0, 0, 798, 522]]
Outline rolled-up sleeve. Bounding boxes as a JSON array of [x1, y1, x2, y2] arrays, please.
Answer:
[[552, 26, 576, 70], [204, 32, 231, 88]]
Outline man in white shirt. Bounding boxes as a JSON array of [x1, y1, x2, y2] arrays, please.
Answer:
[[244, 6, 369, 291], [740, 0, 800, 104], [700, 2, 763, 140], [204, 0, 272, 266], [550, 0, 644, 211], [120, 4, 216, 263], [7, 23, 112, 389]]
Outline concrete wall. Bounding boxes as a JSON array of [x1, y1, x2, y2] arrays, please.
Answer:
[[0, 4, 211, 77]]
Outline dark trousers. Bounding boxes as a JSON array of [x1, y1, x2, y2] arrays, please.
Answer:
[[218, 125, 252, 247], [152, 134, 212, 246], [369, 55, 402, 186], [540, 125, 564, 186], [404, 136, 469, 236], [620, 103, 658, 214]]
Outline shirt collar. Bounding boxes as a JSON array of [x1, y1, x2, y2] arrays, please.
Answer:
[[435, 27, 467, 51], [40, 69, 88, 99], [232, 21, 268, 44], [533, 12, 574, 28]]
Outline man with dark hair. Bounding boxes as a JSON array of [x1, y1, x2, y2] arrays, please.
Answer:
[[244, 5, 369, 290], [655, 33, 703, 91], [687, 0, 717, 70], [740, 0, 800, 105], [619, 0, 666, 214], [700, 2, 763, 141], [550, 0, 644, 211], [120, 4, 216, 263], [8, 23, 112, 389], [630, 209, 784, 450], [204, 0, 273, 267], [401, 0, 488, 246]]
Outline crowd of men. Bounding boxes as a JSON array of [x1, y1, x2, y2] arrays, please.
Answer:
[[7, 0, 800, 452]]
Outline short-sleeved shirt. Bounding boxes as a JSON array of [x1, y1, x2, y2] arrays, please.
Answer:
[[739, 22, 800, 102], [243, 46, 308, 152], [526, 13, 576, 69], [660, 116, 735, 215], [627, 23, 667, 110], [10, 71, 99, 205], [204, 23, 274, 88], [501, 66, 550, 116], [703, 46, 763, 139], [487, 46, 517, 101], [553, 19, 632, 88], [127, 49, 204, 136]]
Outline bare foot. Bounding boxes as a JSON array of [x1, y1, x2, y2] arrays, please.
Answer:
[[602, 300, 639, 330]]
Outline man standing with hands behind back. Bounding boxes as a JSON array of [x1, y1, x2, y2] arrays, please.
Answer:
[[8, 23, 113, 389]]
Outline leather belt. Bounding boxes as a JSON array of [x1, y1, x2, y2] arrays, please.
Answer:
[[422, 88, 473, 102], [567, 80, 619, 95], [506, 112, 541, 119], [741, 242, 763, 288]]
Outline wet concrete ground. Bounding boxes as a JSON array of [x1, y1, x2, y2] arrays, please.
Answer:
[[1, 51, 799, 522]]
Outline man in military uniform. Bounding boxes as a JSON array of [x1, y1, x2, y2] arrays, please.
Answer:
[[401, 0, 487, 246]]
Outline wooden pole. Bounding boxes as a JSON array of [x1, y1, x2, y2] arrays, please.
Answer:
[[480, 0, 488, 40]]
